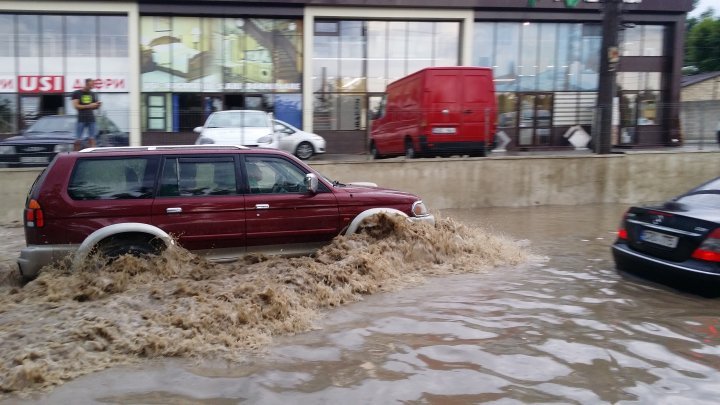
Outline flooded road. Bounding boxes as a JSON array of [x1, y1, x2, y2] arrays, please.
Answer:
[[4, 204, 720, 404]]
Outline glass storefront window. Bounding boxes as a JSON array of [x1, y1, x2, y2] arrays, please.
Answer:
[[579, 24, 601, 91], [494, 23, 520, 92], [407, 22, 433, 75], [66, 16, 97, 57], [643, 26, 664, 56], [538, 23, 557, 91], [367, 21, 387, 93], [313, 24, 340, 93], [0, 15, 15, 78], [99, 16, 129, 58], [387, 21, 408, 82], [473, 23, 494, 68], [339, 21, 365, 92], [18, 15, 40, 74], [621, 25, 665, 57], [434, 22, 459, 67], [312, 19, 461, 131], [519, 22, 539, 91], [41, 16, 63, 58]]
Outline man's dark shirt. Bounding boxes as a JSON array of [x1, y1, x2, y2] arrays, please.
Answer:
[[71, 89, 97, 123]]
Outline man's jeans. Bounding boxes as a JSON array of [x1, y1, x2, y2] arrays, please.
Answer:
[[76, 121, 97, 141]]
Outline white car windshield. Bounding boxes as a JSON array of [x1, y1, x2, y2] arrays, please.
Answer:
[[206, 112, 268, 128]]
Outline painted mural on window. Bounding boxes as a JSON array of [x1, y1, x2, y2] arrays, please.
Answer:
[[140, 16, 303, 93]]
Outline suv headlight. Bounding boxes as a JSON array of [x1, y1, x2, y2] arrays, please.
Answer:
[[196, 137, 215, 145], [411, 201, 429, 217], [54, 143, 74, 153], [0, 145, 14, 154]]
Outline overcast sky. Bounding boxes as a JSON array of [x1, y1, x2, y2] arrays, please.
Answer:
[[690, 0, 720, 17]]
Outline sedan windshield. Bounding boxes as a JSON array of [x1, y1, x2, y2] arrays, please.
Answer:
[[26, 116, 76, 134], [206, 112, 268, 128]]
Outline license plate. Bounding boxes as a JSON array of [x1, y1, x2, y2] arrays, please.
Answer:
[[641, 230, 678, 248], [20, 156, 49, 164]]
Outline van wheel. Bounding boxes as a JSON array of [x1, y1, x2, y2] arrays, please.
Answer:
[[405, 139, 416, 159], [97, 233, 165, 262], [295, 142, 314, 160], [370, 141, 382, 159]]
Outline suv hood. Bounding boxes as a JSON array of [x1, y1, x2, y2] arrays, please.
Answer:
[[336, 183, 417, 199], [3, 132, 74, 143], [199, 127, 274, 146]]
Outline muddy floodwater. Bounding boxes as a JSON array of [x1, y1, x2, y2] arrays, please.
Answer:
[[2, 204, 720, 404]]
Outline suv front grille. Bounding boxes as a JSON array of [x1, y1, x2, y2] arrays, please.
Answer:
[[17, 145, 54, 154]]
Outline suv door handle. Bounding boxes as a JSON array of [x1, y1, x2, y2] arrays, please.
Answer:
[[166, 207, 182, 214], [255, 204, 270, 209], [463, 109, 472, 114]]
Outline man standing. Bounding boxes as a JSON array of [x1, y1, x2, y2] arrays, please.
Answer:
[[71, 78, 102, 151]]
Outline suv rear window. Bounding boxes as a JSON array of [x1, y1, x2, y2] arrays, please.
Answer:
[[158, 156, 238, 197], [68, 157, 156, 200]]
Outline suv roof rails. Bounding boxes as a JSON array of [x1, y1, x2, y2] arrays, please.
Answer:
[[79, 145, 250, 153]]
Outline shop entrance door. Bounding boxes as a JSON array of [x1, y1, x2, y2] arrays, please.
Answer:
[[224, 94, 266, 111], [517, 93, 553, 146]]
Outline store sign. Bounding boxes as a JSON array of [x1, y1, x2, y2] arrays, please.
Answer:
[[67, 76, 128, 93], [0, 76, 15, 92], [0, 76, 128, 93], [18, 76, 64, 93]]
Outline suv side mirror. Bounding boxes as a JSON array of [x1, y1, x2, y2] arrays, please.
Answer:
[[304, 173, 318, 194]]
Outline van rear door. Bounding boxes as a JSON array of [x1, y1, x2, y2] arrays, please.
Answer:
[[459, 69, 495, 143], [425, 69, 462, 137]]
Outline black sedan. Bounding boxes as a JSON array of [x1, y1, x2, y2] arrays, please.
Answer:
[[612, 176, 720, 289], [0, 115, 128, 168]]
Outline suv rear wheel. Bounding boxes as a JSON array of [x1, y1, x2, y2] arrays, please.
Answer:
[[96, 233, 166, 262]]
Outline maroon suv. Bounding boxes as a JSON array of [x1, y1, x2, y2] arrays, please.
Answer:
[[18, 145, 434, 280]]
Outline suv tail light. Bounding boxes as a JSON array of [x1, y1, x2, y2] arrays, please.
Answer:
[[691, 228, 720, 262], [25, 199, 45, 228]]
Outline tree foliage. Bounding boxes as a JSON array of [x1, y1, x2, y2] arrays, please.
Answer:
[[687, 13, 720, 72]]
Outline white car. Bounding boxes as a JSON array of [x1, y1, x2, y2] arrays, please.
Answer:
[[273, 119, 326, 160], [194, 111, 326, 160], [194, 110, 277, 148]]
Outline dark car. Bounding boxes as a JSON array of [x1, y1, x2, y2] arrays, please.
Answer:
[[17, 145, 434, 280], [0, 115, 128, 168], [612, 176, 720, 288]]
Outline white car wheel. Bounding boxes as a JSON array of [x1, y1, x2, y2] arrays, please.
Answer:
[[295, 142, 314, 160]]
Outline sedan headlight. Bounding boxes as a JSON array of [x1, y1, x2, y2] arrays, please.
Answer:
[[0, 145, 14, 154], [411, 201, 429, 217], [196, 137, 215, 145], [54, 143, 74, 153], [257, 134, 274, 144]]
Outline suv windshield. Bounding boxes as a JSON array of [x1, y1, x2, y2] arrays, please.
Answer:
[[206, 112, 268, 128], [26, 116, 76, 134]]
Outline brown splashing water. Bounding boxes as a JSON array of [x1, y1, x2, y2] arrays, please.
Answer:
[[0, 214, 528, 395]]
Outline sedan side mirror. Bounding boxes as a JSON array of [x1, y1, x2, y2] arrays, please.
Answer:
[[304, 173, 319, 194], [193, 126, 203, 134]]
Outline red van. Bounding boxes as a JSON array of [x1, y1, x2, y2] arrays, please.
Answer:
[[369, 67, 497, 158]]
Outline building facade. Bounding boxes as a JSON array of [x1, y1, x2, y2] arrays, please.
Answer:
[[0, 0, 693, 152]]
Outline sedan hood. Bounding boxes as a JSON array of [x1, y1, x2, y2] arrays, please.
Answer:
[[199, 127, 274, 146]]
